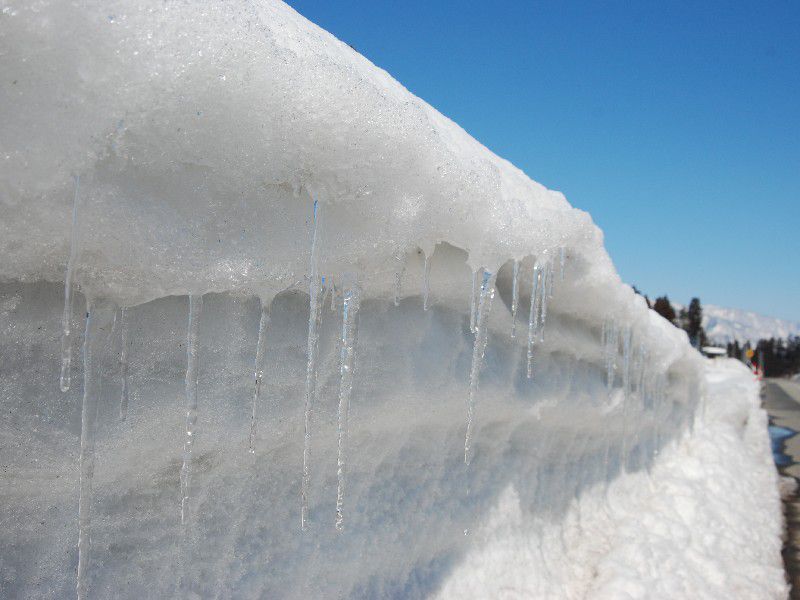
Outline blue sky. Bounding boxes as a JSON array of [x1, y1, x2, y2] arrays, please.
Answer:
[[286, 1, 800, 321]]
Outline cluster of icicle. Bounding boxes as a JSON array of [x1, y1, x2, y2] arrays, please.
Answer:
[[60, 185, 664, 599], [600, 317, 670, 472]]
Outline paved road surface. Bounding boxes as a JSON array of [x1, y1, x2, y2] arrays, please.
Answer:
[[763, 379, 800, 478], [762, 378, 800, 598]]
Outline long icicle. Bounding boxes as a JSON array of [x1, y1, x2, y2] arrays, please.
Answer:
[[60, 175, 82, 392], [76, 299, 115, 600], [335, 282, 361, 530], [510, 260, 520, 338], [469, 268, 480, 333], [464, 270, 496, 465], [248, 302, 271, 454], [301, 199, 323, 530], [180, 294, 203, 525], [526, 263, 542, 378], [118, 308, 129, 420]]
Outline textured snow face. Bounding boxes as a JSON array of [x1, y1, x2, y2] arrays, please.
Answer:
[[434, 359, 786, 600], [703, 304, 800, 345], [0, 1, 770, 598]]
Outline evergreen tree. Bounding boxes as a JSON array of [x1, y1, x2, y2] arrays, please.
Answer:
[[652, 295, 676, 324], [685, 298, 704, 348]]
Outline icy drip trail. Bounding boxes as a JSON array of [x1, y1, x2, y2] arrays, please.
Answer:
[[179, 294, 203, 526], [301, 200, 322, 530], [248, 302, 271, 454], [335, 282, 361, 531], [620, 327, 633, 469], [510, 260, 520, 339], [76, 299, 115, 600], [422, 254, 432, 311], [393, 258, 404, 307], [526, 262, 543, 379], [59, 176, 81, 393], [118, 308, 129, 421], [464, 270, 497, 465]]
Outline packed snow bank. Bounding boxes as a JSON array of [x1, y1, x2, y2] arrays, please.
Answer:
[[0, 1, 782, 598], [436, 358, 786, 599]]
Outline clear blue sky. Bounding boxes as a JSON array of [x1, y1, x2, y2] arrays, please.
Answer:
[[286, 0, 800, 321]]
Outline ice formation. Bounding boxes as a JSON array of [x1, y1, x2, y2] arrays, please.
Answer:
[[0, 0, 784, 598]]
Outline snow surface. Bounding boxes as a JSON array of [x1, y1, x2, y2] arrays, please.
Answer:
[[0, 0, 785, 598]]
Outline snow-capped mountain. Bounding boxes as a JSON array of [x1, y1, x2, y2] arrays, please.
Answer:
[[702, 304, 800, 344]]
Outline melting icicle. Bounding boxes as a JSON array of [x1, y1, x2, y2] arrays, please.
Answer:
[[469, 269, 480, 334], [464, 270, 496, 465], [422, 253, 432, 311], [118, 308, 129, 420], [510, 260, 520, 338], [60, 175, 81, 393], [180, 294, 203, 526], [539, 260, 551, 342], [335, 282, 361, 530], [248, 302, 271, 454], [301, 199, 323, 530], [76, 299, 115, 600], [559, 247, 566, 280], [526, 263, 542, 379]]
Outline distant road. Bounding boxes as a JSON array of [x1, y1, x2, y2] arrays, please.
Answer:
[[764, 379, 800, 412], [762, 379, 800, 479]]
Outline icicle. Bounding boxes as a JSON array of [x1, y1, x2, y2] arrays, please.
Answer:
[[510, 260, 520, 338], [559, 247, 566, 280], [394, 256, 405, 307], [464, 270, 496, 465], [539, 261, 551, 342], [60, 175, 81, 393], [248, 302, 271, 454], [526, 263, 542, 379], [335, 282, 361, 530], [76, 299, 115, 600], [422, 253, 432, 311], [301, 199, 323, 530], [118, 308, 129, 421], [469, 269, 481, 333], [620, 327, 633, 468], [180, 294, 203, 526], [605, 320, 617, 395]]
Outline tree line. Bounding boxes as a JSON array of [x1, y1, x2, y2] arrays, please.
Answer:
[[638, 291, 800, 378]]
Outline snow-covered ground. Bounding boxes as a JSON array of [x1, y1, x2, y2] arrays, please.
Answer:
[[0, 1, 786, 598]]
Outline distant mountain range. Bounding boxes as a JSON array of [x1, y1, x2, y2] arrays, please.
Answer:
[[698, 305, 800, 345]]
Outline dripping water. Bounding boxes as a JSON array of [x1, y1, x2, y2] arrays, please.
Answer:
[[335, 282, 361, 530], [180, 294, 203, 525]]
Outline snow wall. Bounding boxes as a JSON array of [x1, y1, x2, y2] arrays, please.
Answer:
[[0, 1, 778, 598]]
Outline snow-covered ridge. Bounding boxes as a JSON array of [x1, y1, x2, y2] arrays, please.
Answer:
[[703, 304, 800, 344], [0, 1, 754, 598]]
